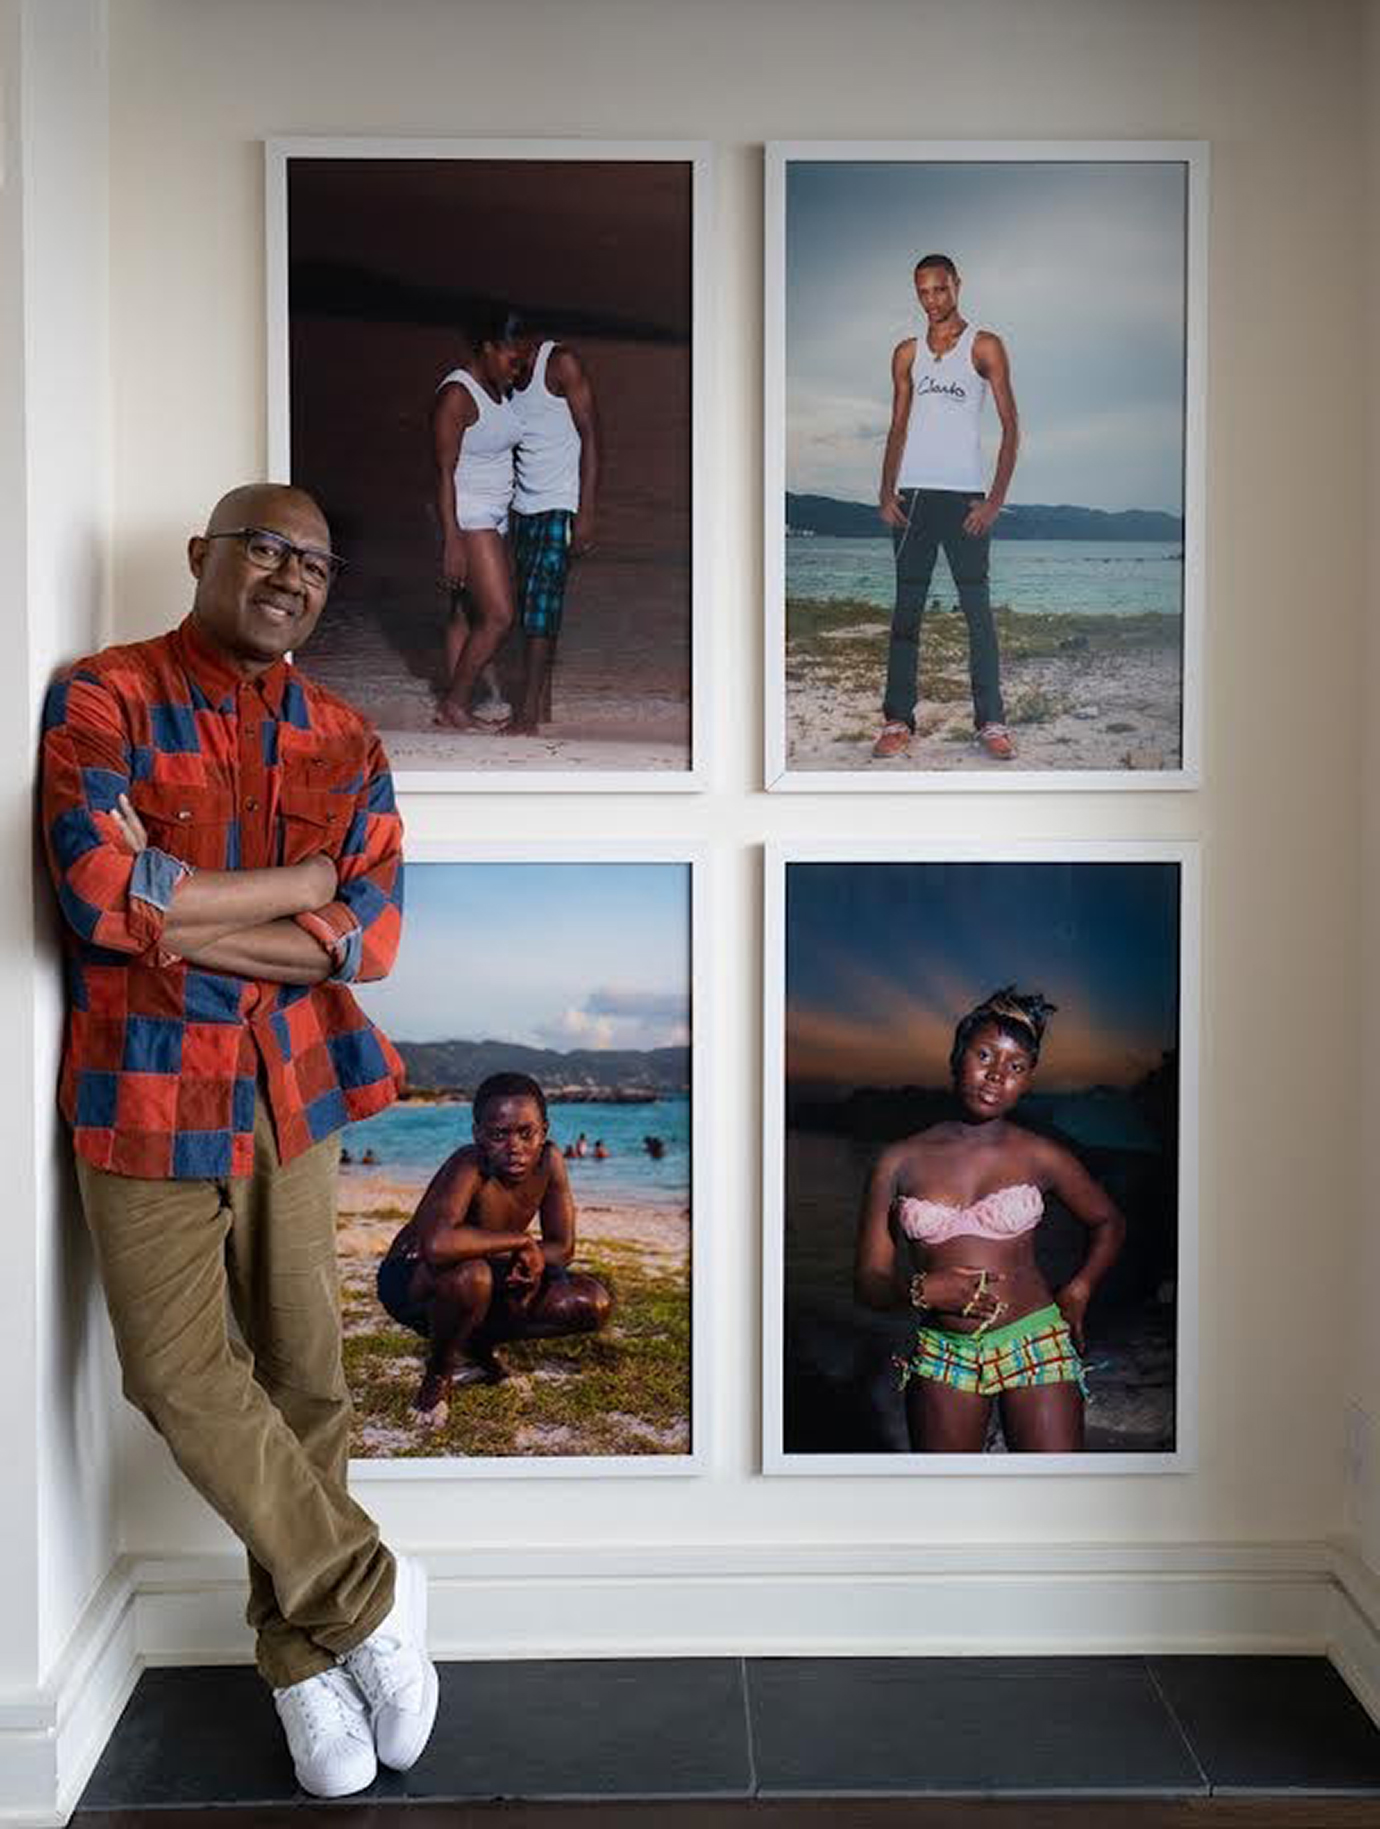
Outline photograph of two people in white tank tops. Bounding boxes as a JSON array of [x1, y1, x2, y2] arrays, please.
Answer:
[[280, 153, 693, 774], [431, 309, 599, 736]]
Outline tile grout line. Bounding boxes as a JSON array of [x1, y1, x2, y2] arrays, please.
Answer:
[[740, 1655, 760, 1798], [1143, 1656, 1212, 1795]]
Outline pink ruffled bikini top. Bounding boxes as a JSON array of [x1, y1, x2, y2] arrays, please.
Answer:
[[895, 1181, 1043, 1246]]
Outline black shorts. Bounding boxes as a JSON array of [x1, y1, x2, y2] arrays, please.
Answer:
[[376, 1254, 570, 1338]]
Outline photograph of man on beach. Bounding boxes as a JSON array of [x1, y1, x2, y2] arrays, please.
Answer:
[[776, 858, 1185, 1462], [773, 152, 1197, 779], [341, 861, 693, 1461], [275, 148, 694, 779]]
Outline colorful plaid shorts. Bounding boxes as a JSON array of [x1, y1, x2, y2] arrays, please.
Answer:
[[511, 508, 574, 636], [895, 1302, 1088, 1400]]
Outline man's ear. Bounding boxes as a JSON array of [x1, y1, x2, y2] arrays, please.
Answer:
[[188, 535, 207, 580]]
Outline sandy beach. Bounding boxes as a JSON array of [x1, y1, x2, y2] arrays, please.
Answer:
[[336, 1166, 691, 1460], [785, 601, 1182, 774]]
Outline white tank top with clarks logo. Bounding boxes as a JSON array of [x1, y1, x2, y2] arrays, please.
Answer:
[[897, 321, 988, 494]]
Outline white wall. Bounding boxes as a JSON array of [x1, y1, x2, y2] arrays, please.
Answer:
[[13, 0, 122, 1690], [0, 0, 120, 1708], [0, 0, 44, 1700], [23, 0, 121, 1684], [1353, 0, 1380, 1580], [101, 0, 1365, 1580]]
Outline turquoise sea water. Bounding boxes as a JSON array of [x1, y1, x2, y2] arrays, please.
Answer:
[[787, 535, 1182, 618], [344, 1095, 690, 1208]]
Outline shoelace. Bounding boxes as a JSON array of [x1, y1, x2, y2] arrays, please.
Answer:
[[347, 1630, 418, 1709], [293, 1668, 368, 1740]]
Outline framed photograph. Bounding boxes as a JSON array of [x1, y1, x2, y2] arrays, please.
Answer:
[[342, 846, 704, 1477], [266, 138, 709, 792], [765, 142, 1207, 791], [763, 843, 1199, 1473]]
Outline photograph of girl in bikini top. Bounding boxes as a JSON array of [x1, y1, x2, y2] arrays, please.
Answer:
[[854, 987, 1126, 1453]]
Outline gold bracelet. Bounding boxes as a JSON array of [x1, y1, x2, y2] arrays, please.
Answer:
[[908, 1270, 930, 1311]]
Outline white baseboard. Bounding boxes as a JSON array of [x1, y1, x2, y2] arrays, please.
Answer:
[[1, 1537, 1375, 1825], [1328, 1538, 1380, 1728], [129, 1539, 1339, 1663], [0, 1561, 139, 1828]]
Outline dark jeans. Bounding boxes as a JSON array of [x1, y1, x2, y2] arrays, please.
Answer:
[[882, 487, 1005, 731]]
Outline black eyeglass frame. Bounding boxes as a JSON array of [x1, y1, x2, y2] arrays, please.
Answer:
[[203, 526, 346, 586]]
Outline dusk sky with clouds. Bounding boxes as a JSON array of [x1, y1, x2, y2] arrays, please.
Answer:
[[353, 863, 689, 1050], [786, 862, 1180, 1094], [785, 159, 1187, 512]]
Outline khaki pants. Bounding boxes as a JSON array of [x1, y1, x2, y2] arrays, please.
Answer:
[[76, 1096, 395, 1688]]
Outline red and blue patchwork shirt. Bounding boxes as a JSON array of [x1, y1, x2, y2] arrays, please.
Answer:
[[41, 614, 405, 1178]]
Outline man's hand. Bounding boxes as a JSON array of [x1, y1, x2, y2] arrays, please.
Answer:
[[571, 509, 597, 557], [878, 493, 907, 529], [111, 793, 148, 855], [441, 532, 468, 593], [962, 497, 1002, 537], [503, 1236, 546, 1311]]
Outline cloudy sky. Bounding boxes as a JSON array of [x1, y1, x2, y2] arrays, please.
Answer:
[[785, 159, 1187, 512], [786, 861, 1180, 1094], [353, 862, 689, 1050]]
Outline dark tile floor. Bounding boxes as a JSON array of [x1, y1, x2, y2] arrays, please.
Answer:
[[76, 1655, 1380, 1814]]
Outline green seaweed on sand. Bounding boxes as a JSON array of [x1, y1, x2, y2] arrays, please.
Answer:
[[786, 596, 1178, 665], [342, 1241, 690, 1460]]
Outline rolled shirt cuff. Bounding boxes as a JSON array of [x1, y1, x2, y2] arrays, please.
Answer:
[[128, 845, 193, 915], [294, 905, 364, 983]]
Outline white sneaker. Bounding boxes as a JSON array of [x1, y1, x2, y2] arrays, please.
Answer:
[[342, 1553, 440, 1771], [470, 694, 513, 725], [273, 1665, 377, 1798]]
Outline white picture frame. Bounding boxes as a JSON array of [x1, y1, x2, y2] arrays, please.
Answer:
[[344, 841, 708, 1481], [266, 137, 712, 794], [762, 839, 1200, 1474], [764, 140, 1208, 792]]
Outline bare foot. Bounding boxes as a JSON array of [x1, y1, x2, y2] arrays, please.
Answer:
[[433, 699, 506, 733], [506, 714, 540, 736], [447, 1351, 506, 1388], [470, 1345, 509, 1384], [413, 1368, 450, 1429]]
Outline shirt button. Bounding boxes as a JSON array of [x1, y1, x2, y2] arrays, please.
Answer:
[[245, 796, 259, 811]]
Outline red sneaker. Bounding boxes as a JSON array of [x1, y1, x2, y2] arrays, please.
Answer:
[[871, 721, 911, 759], [977, 723, 1015, 761]]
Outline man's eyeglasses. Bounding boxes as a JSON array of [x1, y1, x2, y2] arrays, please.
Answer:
[[205, 527, 345, 589]]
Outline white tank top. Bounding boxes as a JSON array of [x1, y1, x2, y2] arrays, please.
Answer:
[[511, 341, 582, 515], [437, 368, 519, 529], [897, 322, 988, 493]]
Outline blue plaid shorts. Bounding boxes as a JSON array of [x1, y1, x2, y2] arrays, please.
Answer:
[[511, 509, 574, 636]]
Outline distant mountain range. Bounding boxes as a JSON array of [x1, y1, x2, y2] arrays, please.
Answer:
[[395, 1039, 689, 1100], [786, 492, 1183, 543], [788, 1082, 1165, 1154]]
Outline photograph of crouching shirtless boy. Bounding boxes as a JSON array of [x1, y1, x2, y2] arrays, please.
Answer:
[[377, 1072, 612, 1428]]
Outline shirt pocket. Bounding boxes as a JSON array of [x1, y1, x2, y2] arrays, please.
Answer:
[[277, 784, 351, 865], [279, 734, 367, 796], [128, 782, 235, 870]]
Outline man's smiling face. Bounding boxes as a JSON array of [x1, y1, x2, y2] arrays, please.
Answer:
[[188, 485, 334, 674]]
